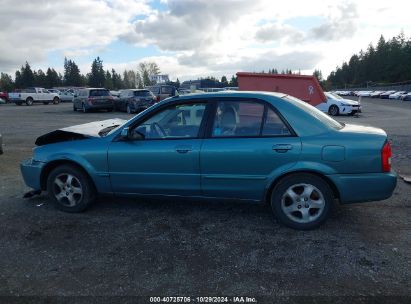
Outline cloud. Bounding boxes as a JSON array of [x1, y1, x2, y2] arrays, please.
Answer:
[[1, 0, 410, 80], [0, 0, 151, 72], [255, 23, 305, 43], [310, 2, 359, 41], [122, 0, 260, 51]]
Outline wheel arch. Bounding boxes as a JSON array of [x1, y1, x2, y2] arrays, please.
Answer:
[[264, 170, 340, 204], [40, 159, 96, 192]]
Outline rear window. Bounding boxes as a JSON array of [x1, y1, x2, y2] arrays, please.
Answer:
[[283, 95, 344, 130], [134, 90, 153, 97], [89, 89, 110, 97]]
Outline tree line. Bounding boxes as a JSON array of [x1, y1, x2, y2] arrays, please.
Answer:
[[0, 57, 163, 92], [325, 32, 411, 89]]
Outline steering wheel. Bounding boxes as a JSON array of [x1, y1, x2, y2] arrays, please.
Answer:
[[150, 122, 166, 137]]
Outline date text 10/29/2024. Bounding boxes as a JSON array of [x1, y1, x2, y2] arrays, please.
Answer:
[[149, 297, 257, 303]]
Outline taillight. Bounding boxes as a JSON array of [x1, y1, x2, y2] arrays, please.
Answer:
[[382, 141, 392, 172]]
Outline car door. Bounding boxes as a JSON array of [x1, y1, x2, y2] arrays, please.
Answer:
[[108, 101, 209, 196], [200, 98, 302, 201], [42, 89, 51, 101]]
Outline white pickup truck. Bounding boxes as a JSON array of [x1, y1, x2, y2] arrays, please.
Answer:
[[9, 87, 60, 106]]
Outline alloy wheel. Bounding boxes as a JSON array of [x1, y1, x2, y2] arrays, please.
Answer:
[[281, 183, 325, 224], [53, 173, 83, 207]]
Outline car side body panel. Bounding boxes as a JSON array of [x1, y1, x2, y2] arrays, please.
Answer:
[[20, 91, 397, 207]]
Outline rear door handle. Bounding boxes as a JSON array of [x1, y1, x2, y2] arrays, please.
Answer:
[[175, 145, 192, 154], [273, 144, 293, 153]]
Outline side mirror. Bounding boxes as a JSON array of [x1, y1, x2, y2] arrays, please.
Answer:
[[121, 127, 145, 140], [120, 127, 130, 139]]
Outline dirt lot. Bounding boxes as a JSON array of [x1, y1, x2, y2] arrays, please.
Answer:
[[0, 98, 410, 301]]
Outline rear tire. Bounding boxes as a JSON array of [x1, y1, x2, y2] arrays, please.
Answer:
[[270, 173, 334, 230], [328, 105, 339, 116], [46, 165, 96, 213], [26, 97, 34, 106]]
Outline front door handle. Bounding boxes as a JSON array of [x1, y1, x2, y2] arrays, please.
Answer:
[[175, 145, 192, 154], [273, 144, 293, 153]]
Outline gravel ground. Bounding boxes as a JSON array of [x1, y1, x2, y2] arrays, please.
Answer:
[[0, 98, 410, 302]]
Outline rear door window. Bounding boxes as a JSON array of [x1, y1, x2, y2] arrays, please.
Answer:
[[211, 100, 292, 137], [212, 101, 264, 137]]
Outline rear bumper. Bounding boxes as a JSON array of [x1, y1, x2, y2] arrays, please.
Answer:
[[87, 103, 113, 110], [20, 158, 45, 190], [327, 172, 397, 204]]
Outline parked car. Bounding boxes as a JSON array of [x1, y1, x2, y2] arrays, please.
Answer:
[[380, 91, 396, 99], [146, 84, 178, 102], [59, 89, 76, 102], [316, 92, 361, 116], [20, 91, 397, 230], [356, 91, 373, 97], [401, 93, 411, 101], [73, 88, 114, 112], [370, 91, 384, 98], [388, 91, 407, 99], [334, 91, 351, 96], [0, 91, 9, 103], [115, 89, 156, 113], [8, 87, 60, 105], [47, 89, 61, 95], [0, 133, 3, 154]]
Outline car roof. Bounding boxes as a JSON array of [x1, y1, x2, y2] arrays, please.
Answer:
[[171, 90, 287, 101]]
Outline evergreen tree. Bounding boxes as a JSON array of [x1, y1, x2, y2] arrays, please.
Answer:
[[63, 58, 83, 86], [46, 68, 61, 88], [0, 73, 14, 92], [229, 75, 238, 86], [20, 62, 34, 87], [104, 70, 113, 90], [88, 57, 105, 87], [34, 69, 47, 87], [327, 32, 411, 88], [221, 76, 228, 86]]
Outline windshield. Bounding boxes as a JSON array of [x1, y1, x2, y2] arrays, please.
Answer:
[[283, 95, 344, 130], [134, 90, 153, 97], [325, 92, 343, 100]]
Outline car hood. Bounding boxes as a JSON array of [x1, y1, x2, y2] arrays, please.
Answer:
[[342, 99, 359, 105], [35, 118, 127, 146]]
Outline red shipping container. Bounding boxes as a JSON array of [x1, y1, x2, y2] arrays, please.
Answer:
[[237, 72, 326, 106]]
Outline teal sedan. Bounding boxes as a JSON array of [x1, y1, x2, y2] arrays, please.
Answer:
[[20, 92, 397, 230]]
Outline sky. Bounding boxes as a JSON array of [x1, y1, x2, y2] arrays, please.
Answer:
[[0, 0, 410, 81]]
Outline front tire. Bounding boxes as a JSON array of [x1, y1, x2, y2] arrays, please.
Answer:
[[47, 165, 96, 212], [328, 105, 339, 116], [53, 97, 60, 104], [270, 173, 334, 230]]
